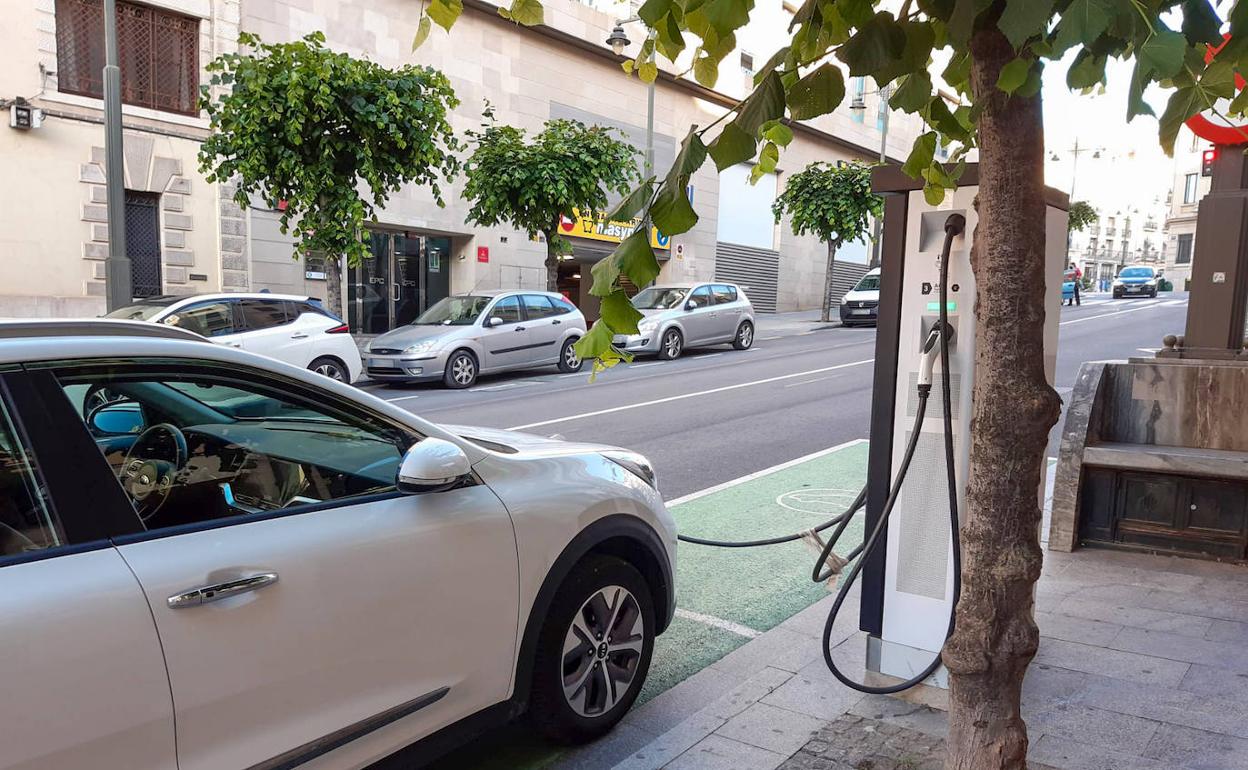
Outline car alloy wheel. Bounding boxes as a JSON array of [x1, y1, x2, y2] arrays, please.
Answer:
[[450, 354, 475, 387], [559, 338, 583, 373], [734, 322, 754, 350], [561, 585, 645, 718], [660, 329, 682, 360], [309, 357, 346, 382]]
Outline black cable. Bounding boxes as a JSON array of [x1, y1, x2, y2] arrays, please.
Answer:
[[676, 487, 864, 549]]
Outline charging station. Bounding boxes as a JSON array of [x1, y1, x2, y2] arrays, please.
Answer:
[[859, 165, 1069, 691]]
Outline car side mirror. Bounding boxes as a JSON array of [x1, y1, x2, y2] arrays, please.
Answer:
[[397, 438, 472, 493], [487, 316, 505, 327], [89, 401, 145, 435], [685, 300, 699, 311]]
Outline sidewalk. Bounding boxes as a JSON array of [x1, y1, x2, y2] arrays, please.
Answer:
[[753, 309, 844, 338], [552, 539, 1248, 770]]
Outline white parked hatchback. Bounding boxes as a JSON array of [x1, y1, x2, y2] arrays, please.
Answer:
[[106, 292, 364, 383], [0, 320, 674, 770]]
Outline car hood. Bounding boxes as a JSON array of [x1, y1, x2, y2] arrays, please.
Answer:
[[1117, 276, 1155, 284], [368, 325, 468, 349], [842, 288, 879, 303], [636, 308, 674, 319], [441, 423, 617, 457]]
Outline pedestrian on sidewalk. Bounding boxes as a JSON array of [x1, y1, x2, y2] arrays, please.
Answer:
[[1065, 262, 1082, 306]]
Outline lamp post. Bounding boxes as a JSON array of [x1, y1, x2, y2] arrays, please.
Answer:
[[851, 85, 890, 267], [606, 21, 656, 238], [103, 0, 130, 311], [1049, 138, 1104, 202]]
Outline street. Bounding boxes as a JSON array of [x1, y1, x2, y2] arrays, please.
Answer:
[[387, 291, 1190, 769]]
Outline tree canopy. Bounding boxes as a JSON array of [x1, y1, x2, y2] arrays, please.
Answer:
[[773, 161, 882, 248], [1067, 200, 1099, 232], [199, 32, 462, 270]]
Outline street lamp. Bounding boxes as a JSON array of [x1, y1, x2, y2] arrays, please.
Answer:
[[606, 18, 656, 237], [606, 25, 630, 56], [1050, 138, 1104, 201], [851, 85, 890, 267], [103, 0, 130, 311]]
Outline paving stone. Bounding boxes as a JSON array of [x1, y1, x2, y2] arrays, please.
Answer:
[[703, 667, 795, 721], [1055, 595, 1215, 637], [715, 702, 825, 757], [613, 711, 724, 770], [1142, 722, 1248, 770], [1110, 626, 1248, 673], [847, 695, 948, 739], [556, 722, 658, 770], [1205, 619, 1248, 644], [1020, 663, 1093, 710], [1140, 588, 1248, 623], [760, 638, 866, 722], [1025, 701, 1161, 754], [627, 665, 737, 737], [1035, 610, 1124, 647], [1180, 664, 1248, 706], [667, 734, 786, 770], [709, 626, 820, 678], [1074, 671, 1248, 739], [1032, 637, 1190, 687], [1029, 733, 1169, 770]]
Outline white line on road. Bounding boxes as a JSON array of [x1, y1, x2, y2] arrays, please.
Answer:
[[674, 608, 761, 638], [628, 362, 664, 369], [665, 438, 870, 507], [783, 376, 832, 389], [1161, 299, 1187, 307], [385, 394, 421, 402], [505, 359, 875, 431], [1060, 300, 1168, 326]]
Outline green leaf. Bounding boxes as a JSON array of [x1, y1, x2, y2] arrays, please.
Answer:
[[428, 0, 463, 32], [923, 182, 947, 205], [590, 245, 622, 295], [574, 320, 617, 362], [890, 71, 933, 113], [599, 290, 644, 334], [607, 176, 656, 222], [651, 184, 699, 235], [412, 15, 432, 50], [902, 132, 937, 179], [757, 141, 779, 173], [838, 0, 873, 27], [1139, 29, 1187, 79], [1053, 0, 1114, 51], [837, 12, 907, 77], [618, 231, 663, 286], [736, 71, 787, 134], [703, 0, 752, 39], [997, 57, 1032, 95], [1066, 51, 1106, 90], [998, 0, 1055, 49], [638, 0, 673, 26], [708, 121, 757, 170], [693, 54, 719, 87], [639, 60, 659, 83], [498, 0, 543, 25], [1182, 0, 1224, 46], [1159, 85, 1206, 154], [1229, 85, 1248, 117], [763, 121, 794, 147], [670, 131, 709, 178], [1127, 60, 1156, 120], [786, 64, 845, 120], [948, 0, 992, 46]]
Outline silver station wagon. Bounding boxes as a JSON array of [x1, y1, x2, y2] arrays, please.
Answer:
[[613, 282, 756, 360], [363, 290, 586, 388]]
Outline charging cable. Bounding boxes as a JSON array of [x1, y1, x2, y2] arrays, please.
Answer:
[[675, 212, 966, 695]]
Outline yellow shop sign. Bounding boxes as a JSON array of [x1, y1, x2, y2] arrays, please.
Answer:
[[558, 209, 671, 250]]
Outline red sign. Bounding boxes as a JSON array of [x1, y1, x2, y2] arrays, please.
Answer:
[[477, 246, 489, 263], [1186, 34, 1248, 145]]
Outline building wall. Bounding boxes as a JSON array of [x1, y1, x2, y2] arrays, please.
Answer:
[[1163, 125, 1211, 286]]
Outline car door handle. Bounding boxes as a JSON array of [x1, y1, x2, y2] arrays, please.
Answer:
[[552, 319, 561, 325], [226, 341, 243, 348], [290, 332, 310, 339], [515, 326, 526, 331], [167, 572, 279, 608]]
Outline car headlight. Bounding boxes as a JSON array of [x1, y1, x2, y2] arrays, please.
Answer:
[[404, 339, 439, 354], [1112, 279, 1123, 286], [638, 320, 658, 334], [602, 450, 658, 489]]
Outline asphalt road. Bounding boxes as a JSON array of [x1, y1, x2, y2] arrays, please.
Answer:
[[367, 291, 1190, 498]]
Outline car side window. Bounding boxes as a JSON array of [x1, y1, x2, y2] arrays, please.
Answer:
[[689, 286, 714, 308], [489, 296, 523, 324], [0, 399, 62, 559], [551, 296, 577, 314], [712, 285, 737, 304], [54, 367, 417, 534], [238, 298, 290, 331], [522, 295, 560, 319], [165, 302, 236, 338]]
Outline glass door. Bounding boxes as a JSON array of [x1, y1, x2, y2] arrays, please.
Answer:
[[424, 237, 451, 312], [349, 231, 452, 334], [349, 231, 393, 335], [393, 233, 423, 327]]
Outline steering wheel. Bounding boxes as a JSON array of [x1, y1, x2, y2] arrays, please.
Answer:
[[119, 424, 188, 522]]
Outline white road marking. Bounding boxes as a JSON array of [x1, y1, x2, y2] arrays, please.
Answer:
[[674, 608, 761, 638], [698, 353, 724, 359], [665, 438, 869, 507], [1060, 300, 1166, 326], [783, 376, 832, 389], [506, 359, 875, 430], [472, 382, 534, 392], [1161, 299, 1187, 307], [629, 362, 664, 369], [384, 394, 421, 402]]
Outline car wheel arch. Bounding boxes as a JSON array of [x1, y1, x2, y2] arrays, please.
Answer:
[[511, 514, 673, 707]]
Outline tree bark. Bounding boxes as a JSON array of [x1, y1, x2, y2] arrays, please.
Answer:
[[942, 26, 1060, 770], [545, 228, 560, 292], [822, 239, 840, 323], [325, 255, 344, 319]]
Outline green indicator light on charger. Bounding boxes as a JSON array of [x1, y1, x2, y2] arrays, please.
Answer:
[[926, 301, 957, 312]]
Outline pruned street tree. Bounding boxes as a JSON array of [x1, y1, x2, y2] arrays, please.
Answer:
[[772, 161, 882, 323], [1068, 200, 1099, 233], [198, 32, 461, 316], [437, 0, 1244, 766], [462, 114, 640, 292]]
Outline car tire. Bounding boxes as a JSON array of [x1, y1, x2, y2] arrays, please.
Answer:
[[1150, 289, 1158, 298], [732, 321, 754, 350], [558, 337, 584, 373], [309, 356, 349, 383], [530, 554, 655, 745], [443, 350, 478, 389], [657, 328, 683, 360]]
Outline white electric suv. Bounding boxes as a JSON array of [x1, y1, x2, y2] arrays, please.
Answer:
[[0, 320, 675, 770], [106, 292, 364, 383]]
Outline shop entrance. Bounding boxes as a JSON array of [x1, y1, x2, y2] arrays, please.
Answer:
[[348, 230, 452, 335]]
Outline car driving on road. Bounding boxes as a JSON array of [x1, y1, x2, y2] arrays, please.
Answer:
[[106, 292, 362, 383], [612, 282, 755, 360], [363, 290, 586, 388], [0, 319, 674, 770], [1112, 265, 1160, 299]]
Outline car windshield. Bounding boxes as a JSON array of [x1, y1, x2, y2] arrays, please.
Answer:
[[104, 301, 178, 321], [165, 382, 329, 422], [1119, 267, 1154, 279], [854, 275, 881, 291], [632, 287, 689, 310], [413, 296, 491, 325]]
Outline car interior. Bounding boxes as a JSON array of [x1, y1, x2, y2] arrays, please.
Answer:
[[59, 376, 414, 532]]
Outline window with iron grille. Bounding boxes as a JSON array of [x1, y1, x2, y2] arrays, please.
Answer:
[[55, 0, 200, 116]]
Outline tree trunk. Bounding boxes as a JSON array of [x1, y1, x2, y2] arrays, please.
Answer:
[[822, 239, 840, 323], [545, 227, 561, 292], [942, 26, 1061, 770], [325, 255, 344, 320]]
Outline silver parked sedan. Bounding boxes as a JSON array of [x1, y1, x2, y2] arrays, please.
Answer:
[[613, 283, 755, 360], [363, 290, 586, 388]]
